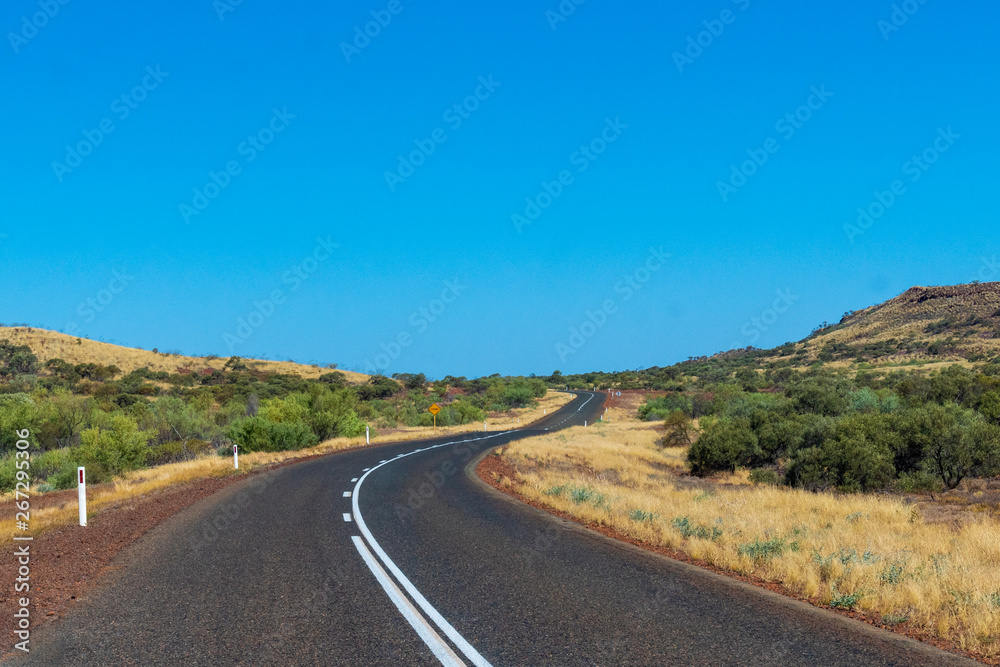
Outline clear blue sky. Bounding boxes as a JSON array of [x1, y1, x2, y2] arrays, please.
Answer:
[[2, 0, 997, 378]]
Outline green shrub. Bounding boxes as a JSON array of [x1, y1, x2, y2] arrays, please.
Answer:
[[738, 536, 797, 562], [227, 415, 319, 452], [78, 414, 154, 478], [748, 468, 782, 486], [785, 431, 896, 492], [569, 486, 606, 506], [893, 470, 942, 493], [829, 585, 864, 609], [33, 447, 79, 481], [148, 439, 212, 466], [880, 562, 907, 585], [672, 516, 722, 540], [48, 457, 98, 489], [0, 454, 17, 493], [0, 394, 38, 453], [687, 419, 759, 474]]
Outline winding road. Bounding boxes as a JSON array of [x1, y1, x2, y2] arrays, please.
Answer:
[[8, 392, 979, 665]]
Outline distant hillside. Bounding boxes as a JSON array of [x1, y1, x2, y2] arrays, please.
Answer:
[[801, 282, 1000, 365], [0, 326, 369, 383]]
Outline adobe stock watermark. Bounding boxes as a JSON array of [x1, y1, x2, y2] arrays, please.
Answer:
[[52, 66, 169, 183], [972, 256, 999, 284], [878, 0, 930, 41], [63, 269, 135, 337], [7, 0, 71, 54], [545, 0, 586, 31], [223, 236, 339, 352], [672, 0, 752, 73], [213, 0, 245, 21], [189, 468, 280, 554], [393, 440, 478, 522], [716, 85, 833, 202], [260, 568, 348, 647], [843, 126, 959, 243], [384, 76, 501, 192], [363, 279, 467, 373], [555, 247, 670, 362], [179, 107, 295, 224], [340, 0, 410, 64], [512, 117, 628, 233], [729, 288, 799, 348]]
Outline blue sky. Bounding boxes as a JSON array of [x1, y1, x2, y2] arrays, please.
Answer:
[[2, 0, 998, 378]]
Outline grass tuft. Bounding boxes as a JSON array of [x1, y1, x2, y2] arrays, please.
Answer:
[[672, 516, 722, 541]]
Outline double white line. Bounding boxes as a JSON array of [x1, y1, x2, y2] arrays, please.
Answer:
[[350, 432, 512, 667]]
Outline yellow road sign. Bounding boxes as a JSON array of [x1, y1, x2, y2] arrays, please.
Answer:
[[428, 403, 441, 416]]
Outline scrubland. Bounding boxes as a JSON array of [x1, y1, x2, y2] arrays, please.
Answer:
[[495, 418, 1000, 660]]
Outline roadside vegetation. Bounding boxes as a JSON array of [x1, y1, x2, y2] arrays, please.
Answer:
[[493, 418, 1000, 660], [0, 335, 552, 495], [547, 344, 1000, 494]]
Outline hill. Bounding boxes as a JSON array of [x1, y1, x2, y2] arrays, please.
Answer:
[[0, 326, 369, 383], [800, 282, 1000, 365]]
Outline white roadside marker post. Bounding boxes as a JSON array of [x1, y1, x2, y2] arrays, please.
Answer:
[[584, 420, 587, 427], [484, 420, 487, 432], [366, 425, 370, 444], [78, 467, 87, 527], [233, 444, 239, 469]]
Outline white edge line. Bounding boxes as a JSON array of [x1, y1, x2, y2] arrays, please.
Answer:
[[353, 434, 511, 667], [351, 536, 466, 667], [349, 392, 592, 665]]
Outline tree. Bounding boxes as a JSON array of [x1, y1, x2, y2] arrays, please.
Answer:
[[978, 391, 1000, 424], [687, 418, 759, 474], [785, 432, 896, 492], [662, 411, 693, 448], [393, 373, 427, 390], [38, 392, 91, 449], [224, 356, 250, 372], [915, 404, 1000, 489]]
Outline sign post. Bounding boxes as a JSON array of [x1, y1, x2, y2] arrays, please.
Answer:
[[428, 403, 441, 429], [78, 467, 87, 527], [233, 444, 239, 469]]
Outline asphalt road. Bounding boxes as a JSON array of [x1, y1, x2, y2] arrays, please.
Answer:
[[8, 392, 981, 666]]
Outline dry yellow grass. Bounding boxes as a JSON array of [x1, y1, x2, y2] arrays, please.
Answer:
[[0, 326, 369, 383], [0, 391, 574, 546], [498, 419, 1000, 659]]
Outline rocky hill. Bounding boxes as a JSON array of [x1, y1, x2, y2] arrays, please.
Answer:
[[801, 282, 1000, 364]]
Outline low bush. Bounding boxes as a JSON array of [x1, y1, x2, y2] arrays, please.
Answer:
[[738, 536, 797, 562], [687, 419, 758, 474], [227, 415, 319, 452], [148, 439, 213, 466], [77, 414, 154, 478], [748, 468, 782, 486]]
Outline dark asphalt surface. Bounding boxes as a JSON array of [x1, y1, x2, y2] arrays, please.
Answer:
[[6, 392, 981, 666]]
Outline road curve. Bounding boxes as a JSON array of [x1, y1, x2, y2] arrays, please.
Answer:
[[7, 392, 980, 666]]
